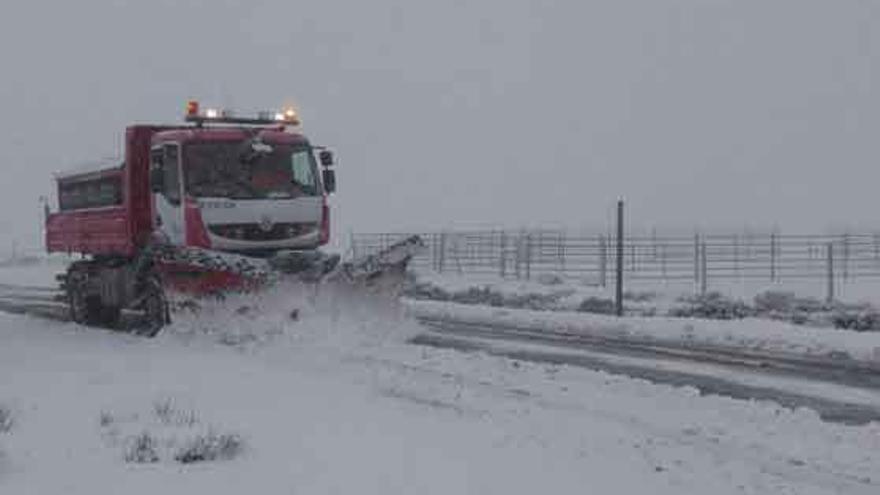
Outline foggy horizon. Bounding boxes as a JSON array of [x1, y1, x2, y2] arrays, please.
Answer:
[[1, 0, 877, 251]]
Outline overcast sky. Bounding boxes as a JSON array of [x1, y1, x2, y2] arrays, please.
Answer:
[[0, 0, 877, 251]]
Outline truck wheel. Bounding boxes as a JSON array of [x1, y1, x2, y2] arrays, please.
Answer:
[[97, 306, 122, 329], [137, 278, 168, 337], [68, 288, 90, 324], [69, 291, 118, 328]]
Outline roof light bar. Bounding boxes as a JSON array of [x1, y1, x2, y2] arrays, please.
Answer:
[[184, 101, 301, 126]]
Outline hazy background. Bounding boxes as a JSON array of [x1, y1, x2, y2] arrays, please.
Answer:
[[0, 0, 877, 252]]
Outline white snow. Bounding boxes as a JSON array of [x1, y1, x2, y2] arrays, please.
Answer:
[[0, 256, 70, 288], [412, 268, 880, 311], [1, 288, 880, 494], [406, 269, 880, 365], [406, 300, 880, 366], [1, 258, 880, 493]]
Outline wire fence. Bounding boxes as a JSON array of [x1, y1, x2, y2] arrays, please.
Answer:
[[351, 230, 880, 300]]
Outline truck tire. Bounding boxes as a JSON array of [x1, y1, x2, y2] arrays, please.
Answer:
[[68, 288, 92, 325], [69, 290, 121, 329], [137, 277, 168, 337], [97, 305, 122, 329], [66, 264, 97, 325]]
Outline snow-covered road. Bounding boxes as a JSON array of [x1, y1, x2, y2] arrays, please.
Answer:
[[413, 329, 880, 426], [1, 293, 879, 494]]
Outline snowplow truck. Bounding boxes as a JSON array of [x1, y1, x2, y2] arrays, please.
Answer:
[[45, 102, 423, 336]]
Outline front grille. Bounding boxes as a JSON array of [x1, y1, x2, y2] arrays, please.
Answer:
[[208, 222, 317, 241]]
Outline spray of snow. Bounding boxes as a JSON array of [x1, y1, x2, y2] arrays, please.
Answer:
[[164, 280, 421, 356]]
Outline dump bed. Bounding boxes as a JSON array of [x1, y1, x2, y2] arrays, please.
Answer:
[[45, 126, 165, 257]]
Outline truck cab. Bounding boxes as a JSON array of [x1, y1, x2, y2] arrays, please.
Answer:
[[148, 104, 335, 257]]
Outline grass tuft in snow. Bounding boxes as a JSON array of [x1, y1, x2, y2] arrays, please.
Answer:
[[153, 398, 198, 426], [577, 297, 616, 315], [174, 432, 243, 464], [670, 292, 753, 320], [102, 401, 243, 465], [124, 432, 160, 464]]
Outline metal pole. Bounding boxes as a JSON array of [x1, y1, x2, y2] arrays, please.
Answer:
[[770, 232, 777, 282], [874, 233, 880, 267], [733, 234, 740, 278], [661, 243, 667, 282], [599, 235, 607, 287], [630, 242, 636, 273], [651, 228, 658, 260], [454, 234, 463, 274], [525, 233, 532, 280], [438, 232, 447, 273], [499, 231, 507, 278], [615, 200, 624, 317], [693, 233, 700, 284], [515, 233, 522, 279], [700, 241, 708, 295], [431, 234, 438, 271], [558, 231, 566, 272], [349, 231, 357, 260], [826, 242, 835, 303]]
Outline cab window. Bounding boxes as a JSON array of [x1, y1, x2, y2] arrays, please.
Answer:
[[162, 144, 181, 205], [58, 175, 122, 211], [291, 149, 317, 195]]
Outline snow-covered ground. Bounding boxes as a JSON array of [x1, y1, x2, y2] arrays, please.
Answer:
[[406, 271, 880, 365], [2, 259, 880, 493], [410, 269, 880, 313], [0, 255, 69, 287], [407, 300, 880, 366], [0, 288, 879, 493]]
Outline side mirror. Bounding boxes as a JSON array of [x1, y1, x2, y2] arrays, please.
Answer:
[[150, 166, 165, 193], [319, 150, 334, 167], [322, 169, 336, 194], [39, 196, 50, 221]]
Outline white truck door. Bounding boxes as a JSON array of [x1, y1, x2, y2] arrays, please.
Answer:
[[151, 144, 185, 245]]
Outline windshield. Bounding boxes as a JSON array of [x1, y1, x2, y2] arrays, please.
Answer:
[[184, 141, 319, 199]]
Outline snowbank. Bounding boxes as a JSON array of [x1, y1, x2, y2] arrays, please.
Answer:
[[409, 268, 880, 307], [2, 288, 880, 494], [406, 300, 880, 366], [2, 256, 880, 493]]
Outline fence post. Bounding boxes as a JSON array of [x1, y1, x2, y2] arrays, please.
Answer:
[[349, 232, 357, 260], [874, 233, 880, 269], [525, 233, 532, 280], [693, 233, 700, 285], [430, 234, 437, 271], [842, 233, 850, 281], [630, 242, 636, 273], [499, 231, 507, 278], [732, 234, 739, 278], [452, 233, 467, 275], [514, 233, 522, 279], [599, 235, 607, 287], [651, 228, 658, 260], [661, 243, 667, 283], [700, 241, 708, 295], [615, 200, 624, 317], [558, 231, 566, 273], [826, 242, 835, 303], [438, 232, 447, 273], [770, 232, 777, 282]]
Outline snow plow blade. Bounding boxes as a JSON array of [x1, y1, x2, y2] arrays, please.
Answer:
[[155, 234, 425, 289], [326, 235, 426, 286]]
